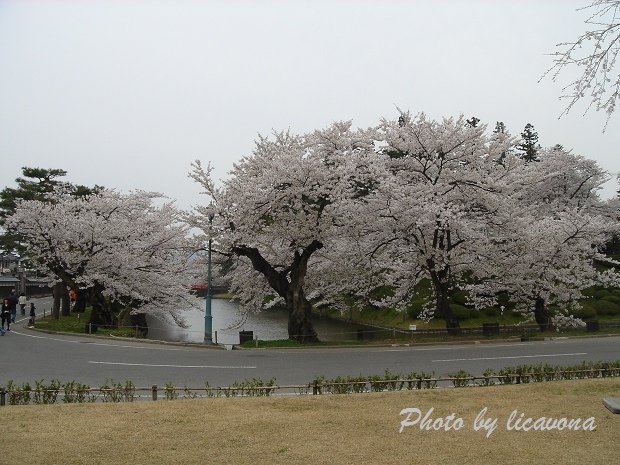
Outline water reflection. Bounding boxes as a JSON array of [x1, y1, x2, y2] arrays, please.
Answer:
[[146, 298, 363, 345]]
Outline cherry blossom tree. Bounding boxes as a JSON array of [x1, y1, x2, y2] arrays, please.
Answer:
[[0, 167, 102, 317], [191, 112, 620, 338], [478, 209, 617, 330], [543, 0, 620, 127], [515, 145, 610, 210], [189, 122, 376, 342], [331, 114, 618, 332], [6, 189, 197, 331], [341, 113, 515, 331], [469, 147, 619, 330]]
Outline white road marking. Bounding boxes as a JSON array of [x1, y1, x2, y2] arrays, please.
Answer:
[[381, 343, 524, 353], [282, 343, 533, 355], [433, 352, 587, 362], [89, 361, 256, 369]]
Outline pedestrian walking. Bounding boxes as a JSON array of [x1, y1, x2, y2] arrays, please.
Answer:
[[8, 290, 18, 323], [1, 299, 10, 331], [28, 302, 36, 327], [69, 288, 77, 311], [19, 292, 27, 315]]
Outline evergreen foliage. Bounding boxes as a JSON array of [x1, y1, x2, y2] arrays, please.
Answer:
[[516, 123, 541, 162], [0, 167, 101, 252]]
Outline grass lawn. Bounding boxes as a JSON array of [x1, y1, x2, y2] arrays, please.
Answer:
[[330, 305, 620, 331], [35, 307, 137, 338], [2, 378, 618, 465]]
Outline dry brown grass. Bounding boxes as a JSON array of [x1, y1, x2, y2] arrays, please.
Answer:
[[2, 379, 619, 465]]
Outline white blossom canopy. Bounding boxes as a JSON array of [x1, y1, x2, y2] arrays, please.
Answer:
[[7, 189, 199, 324]]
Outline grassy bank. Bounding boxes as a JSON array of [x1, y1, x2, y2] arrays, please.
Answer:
[[2, 378, 619, 465], [320, 278, 620, 331], [32, 296, 620, 346], [324, 305, 620, 332], [33, 293, 233, 338], [34, 307, 138, 338]]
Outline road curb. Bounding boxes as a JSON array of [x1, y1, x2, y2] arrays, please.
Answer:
[[232, 333, 620, 350], [20, 324, 227, 350], [20, 321, 620, 351]]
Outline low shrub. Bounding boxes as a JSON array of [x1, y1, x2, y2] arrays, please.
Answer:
[[164, 382, 178, 400], [482, 307, 499, 317], [406, 299, 427, 319], [451, 304, 471, 320], [593, 289, 611, 300], [595, 300, 620, 316], [100, 380, 135, 402], [314, 370, 438, 394], [600, 294, 620, 304], [5, 381, 31, 405], [2, 362, 618, 406], [220, 377, 276, 397], [572, 305, 597, 319], [480, 368, 496, 386], [450, 290, 469, 306], [449, 370, 472, 388], [34, 379, 61, 404], [63, 381, 96, 403]]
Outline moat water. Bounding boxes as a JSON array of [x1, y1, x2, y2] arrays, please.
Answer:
[[146, 298, 364, 346]]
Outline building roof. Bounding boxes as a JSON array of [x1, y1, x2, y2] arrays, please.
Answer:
[[0, 251, 20, 261]]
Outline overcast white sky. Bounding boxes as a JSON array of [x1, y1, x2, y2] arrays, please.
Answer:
[[1, 0, 618, 208]]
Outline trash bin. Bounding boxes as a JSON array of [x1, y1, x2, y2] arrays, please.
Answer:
[[239, 330, 254, 344], [357, 329, 368, 341], [482, 323, 500, 336], [586, 320, 599, 332]]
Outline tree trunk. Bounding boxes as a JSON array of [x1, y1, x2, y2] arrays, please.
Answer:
[[52, 282, 62, 320], [74, 289, 87, 313], [87, 284, 116, 332], [119, 308, 148, 337], [534, 296, 552, 332], [232, 240, 323, 343], [429, 268, 460, 332], [286, 285, 319, 343], [428, 221, 461, 332]]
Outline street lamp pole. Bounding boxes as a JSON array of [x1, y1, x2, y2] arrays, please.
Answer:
[[204, 211, 214, 344]]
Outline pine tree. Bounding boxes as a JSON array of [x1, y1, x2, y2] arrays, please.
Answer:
[[492, 121, 511, 165], [0, 167, 102, 251], [493, 121, 506, 134], [517, 123, 541, 162], [466, 116, 480, 127], [0, 168, 102, 318]]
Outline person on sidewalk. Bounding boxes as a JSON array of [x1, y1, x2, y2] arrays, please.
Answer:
[[7, 290, 18, 323], [1, 298, 10, 331], [28, 302, 36, 327], [19, 292, 27, 316]]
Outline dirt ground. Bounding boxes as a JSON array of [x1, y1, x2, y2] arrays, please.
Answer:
[[2, 378, 619, 465]]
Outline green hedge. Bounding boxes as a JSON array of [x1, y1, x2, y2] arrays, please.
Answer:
[[4, 361, 618, 404]]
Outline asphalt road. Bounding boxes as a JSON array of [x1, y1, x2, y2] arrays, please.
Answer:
[[1, 310, 618, 391]]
